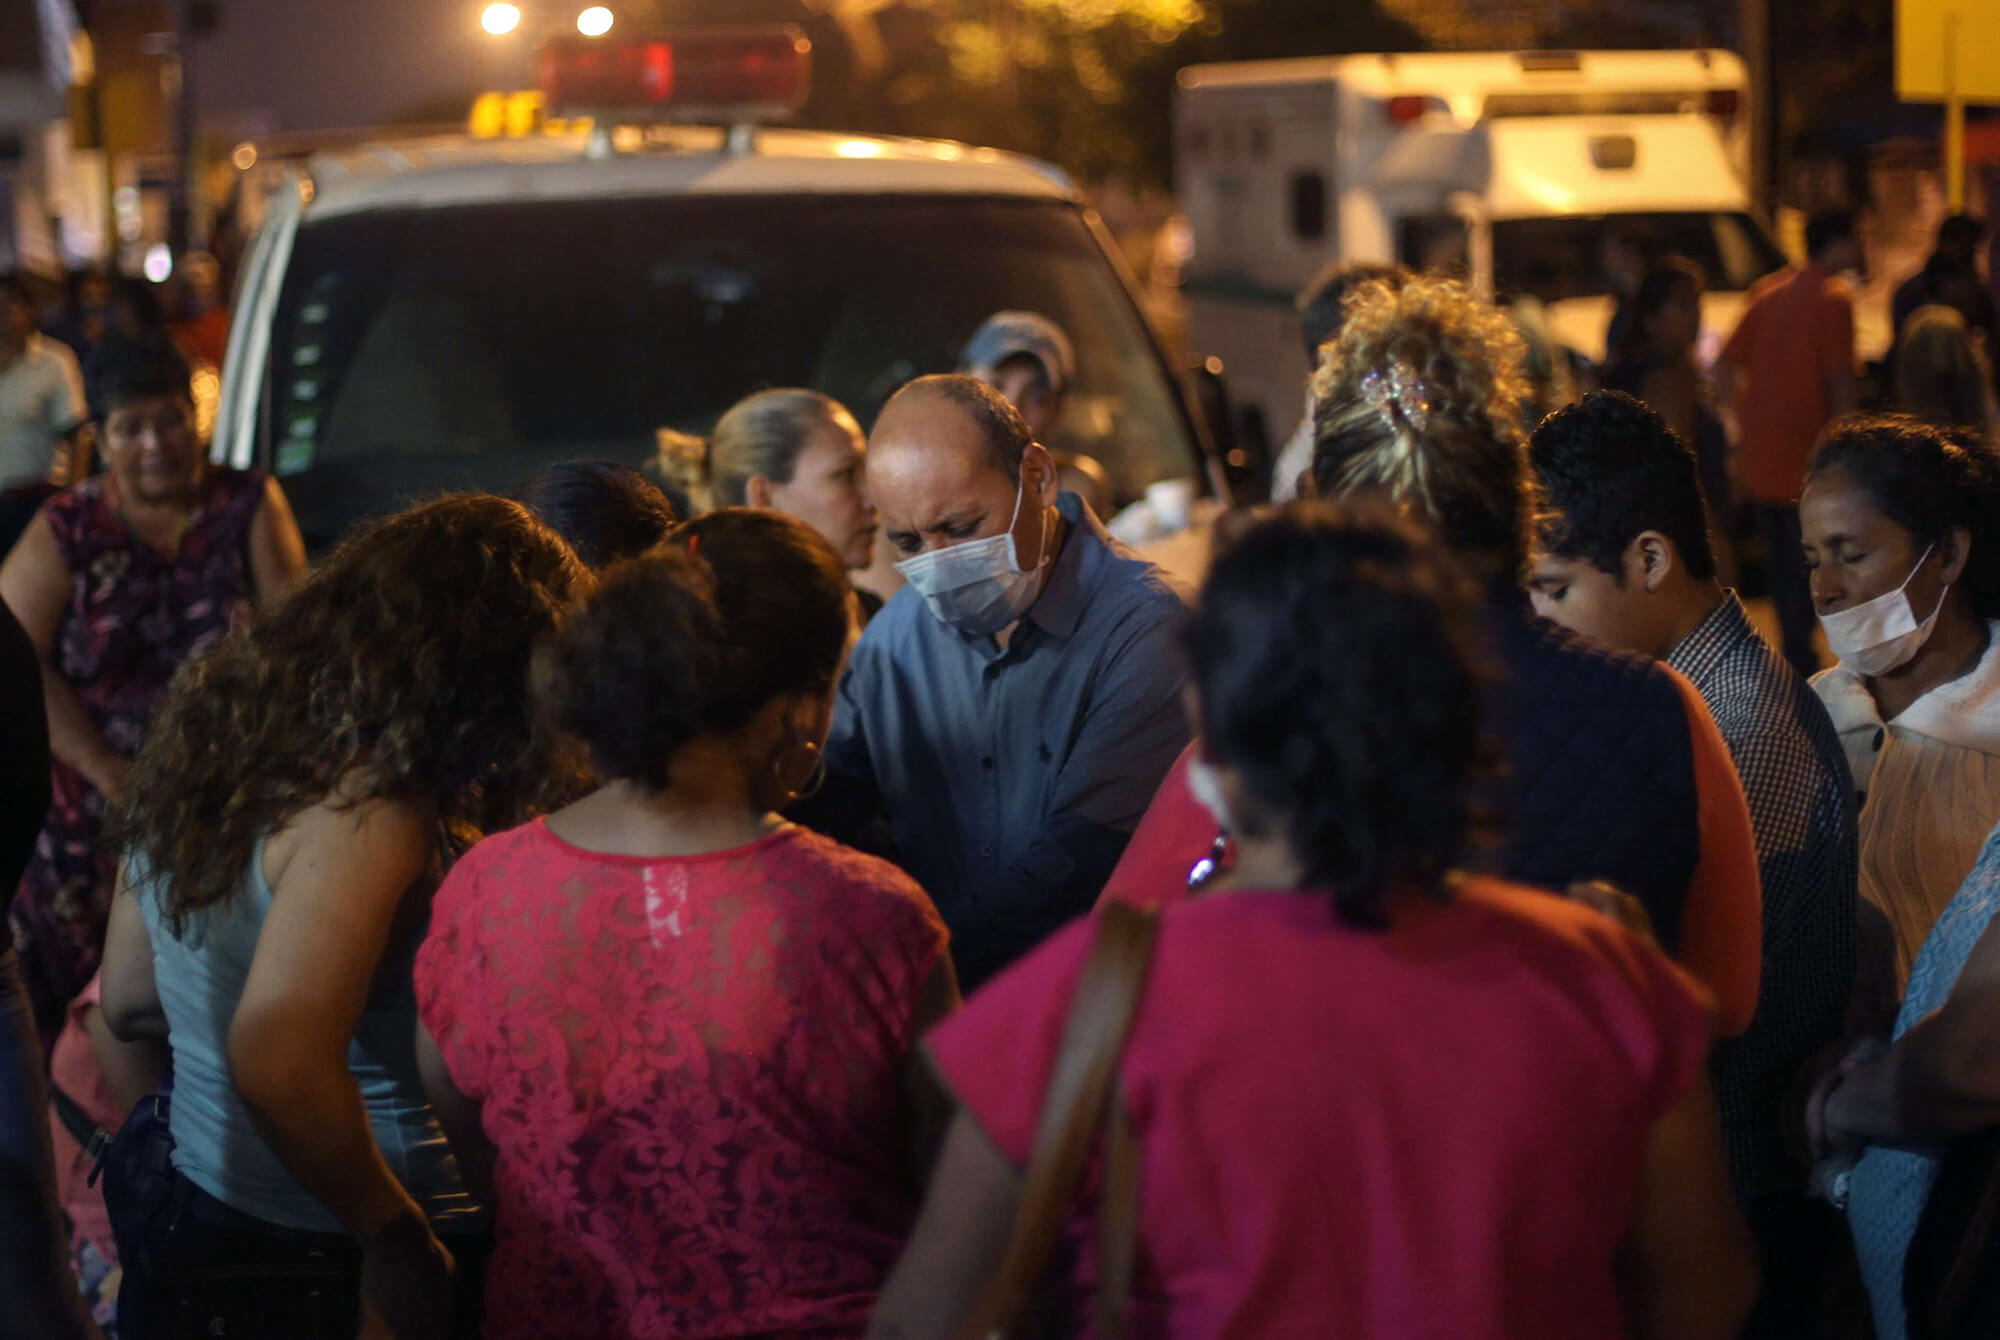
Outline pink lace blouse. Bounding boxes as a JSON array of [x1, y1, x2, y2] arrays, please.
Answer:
[[414, 820, 949, 1339]]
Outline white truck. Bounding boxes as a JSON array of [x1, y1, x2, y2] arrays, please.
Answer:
[[1174, 48, 1788, 473], [213, 28, 1224, 551]]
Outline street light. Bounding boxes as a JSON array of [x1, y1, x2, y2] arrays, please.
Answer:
[[577, 6, 614, 37], [481, 3, 522, 36]]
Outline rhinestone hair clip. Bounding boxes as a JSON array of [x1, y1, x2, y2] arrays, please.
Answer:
[[1359, 362, 1432, 434]]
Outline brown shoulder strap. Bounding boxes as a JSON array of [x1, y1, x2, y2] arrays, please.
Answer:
[[1096, 1087, 1142, 1340], [958, 901, 1162, 1340]]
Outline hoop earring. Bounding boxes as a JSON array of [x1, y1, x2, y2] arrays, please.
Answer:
[[771, 739, 826, 804]]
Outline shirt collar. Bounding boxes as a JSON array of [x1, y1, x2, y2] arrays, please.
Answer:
[[1021, 491, 1105, 644], [1666, 592, 1757, 688]]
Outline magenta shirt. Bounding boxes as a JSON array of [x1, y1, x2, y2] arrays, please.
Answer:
[[929, 880, 1712, 1339], [416, 821, 948, 1339]]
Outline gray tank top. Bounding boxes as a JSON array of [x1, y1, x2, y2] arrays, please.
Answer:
[[134, 837, 483, 1234]]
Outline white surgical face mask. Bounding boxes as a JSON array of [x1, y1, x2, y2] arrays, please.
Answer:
[[1185, 754, 1234, 833], [894, 476, 1050, 637], [1819, 542, 1948, 677]]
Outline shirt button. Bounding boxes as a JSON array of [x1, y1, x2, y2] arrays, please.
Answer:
[[981, 757, 995, 769]]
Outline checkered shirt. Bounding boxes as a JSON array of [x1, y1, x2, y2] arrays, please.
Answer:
[[1669, 593, 1858, 1203]]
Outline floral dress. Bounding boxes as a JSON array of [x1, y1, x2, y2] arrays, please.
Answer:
[[11, 468, 264, 1047]]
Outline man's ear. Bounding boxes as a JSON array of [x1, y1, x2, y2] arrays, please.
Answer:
[[1021, 442, 1060, 508], [746, 475, 775, 509], [1632, 531, 1676, 594]]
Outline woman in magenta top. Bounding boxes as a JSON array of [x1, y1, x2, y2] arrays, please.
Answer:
[[872, 507, 1756, 1340], [415, 509, 956, 1339]]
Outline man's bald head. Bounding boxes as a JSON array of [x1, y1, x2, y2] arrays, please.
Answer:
[[877, 374, 1034, 479], [869, 373, 1060, 566]]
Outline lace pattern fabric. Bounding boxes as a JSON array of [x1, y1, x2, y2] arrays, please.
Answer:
[[415, 821, 948, 1339]]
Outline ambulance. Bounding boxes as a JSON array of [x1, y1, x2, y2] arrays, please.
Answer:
[[214, 28, 1222, 551], [1174, 48, 1788, 467]]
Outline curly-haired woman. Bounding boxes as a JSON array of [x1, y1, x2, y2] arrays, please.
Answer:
[[96, 494, 588, 1340], [0, 332, 305, 1048], [874, 506, 1755, 1340], [412, 509, 955, 1339]]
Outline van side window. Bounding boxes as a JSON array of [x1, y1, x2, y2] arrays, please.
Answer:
[[1289, 172, 1327, 242]]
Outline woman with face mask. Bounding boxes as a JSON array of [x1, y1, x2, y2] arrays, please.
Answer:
[[1802, 415, 2000, 988], [1802, 419, 2000, 1340]]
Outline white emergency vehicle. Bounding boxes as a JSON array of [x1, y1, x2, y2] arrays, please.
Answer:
[[215, 28, 1221, 550], [1174, 48, 1788, 467]]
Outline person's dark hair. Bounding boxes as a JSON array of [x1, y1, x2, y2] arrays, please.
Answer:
[[513, 461, 678, 569], [1297, 261, 1411, 361], [1937, 213, 1986, 257], [114, 495, 590, 934], [1310, 275, 1533, 579], [1809, 413, 2000, 620], [1187, 503, 1490, 927], [112, 276, 165, 333], [548, 508, 851, 790], [1894, 306, 1991, 432], [87, 331, 192, 417], [1806, 210, 1858, 262], [1613, 255, 1705, 367], [882, 374, 1033, 476], [1531, 391, 1718, 582], [708, 388, 864, 508], [0, 273, 31, 311]]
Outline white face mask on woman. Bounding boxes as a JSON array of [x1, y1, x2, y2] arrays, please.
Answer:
[[894, 476, 1050, 637], [1819, 542, 1948, 677]]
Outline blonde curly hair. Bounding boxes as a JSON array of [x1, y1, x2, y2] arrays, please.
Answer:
[[1309, 276, 1533, 573]]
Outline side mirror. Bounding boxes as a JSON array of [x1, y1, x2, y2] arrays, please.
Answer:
[[1189, 356, 1272, 504]]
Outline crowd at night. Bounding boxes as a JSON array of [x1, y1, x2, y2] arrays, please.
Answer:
[[4, 2, 2000, 1339]]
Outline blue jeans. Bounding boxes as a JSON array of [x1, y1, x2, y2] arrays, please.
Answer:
[[119, 1168, 490, 1340], [0, 948, 98, 1340]]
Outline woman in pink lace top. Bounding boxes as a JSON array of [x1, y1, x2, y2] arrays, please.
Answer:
[[414, 509, 956, 1339]]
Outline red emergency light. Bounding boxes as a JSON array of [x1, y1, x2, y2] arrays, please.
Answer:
[[540, 27, 812, 123], [1386, 95, 1432, 126]]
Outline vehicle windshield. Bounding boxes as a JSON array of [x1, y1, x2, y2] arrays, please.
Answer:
[[1489, 211, 1788, 302], [259, 194, 1197, 547]]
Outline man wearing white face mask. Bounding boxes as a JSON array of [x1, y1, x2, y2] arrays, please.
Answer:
[[1803, 416, 2000, 992], [818, 375, 1189, 989]]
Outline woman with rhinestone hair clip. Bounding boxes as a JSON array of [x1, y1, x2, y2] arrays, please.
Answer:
[[1101, 276, 1766, 1043]]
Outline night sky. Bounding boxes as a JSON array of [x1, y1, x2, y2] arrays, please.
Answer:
[[191, 0, 538, 134]]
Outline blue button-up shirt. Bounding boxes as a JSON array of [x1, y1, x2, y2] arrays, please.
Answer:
[[826, 493, 1190, 988]]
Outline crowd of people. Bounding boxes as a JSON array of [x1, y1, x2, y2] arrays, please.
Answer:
[[1, 199, 1999, 1340]]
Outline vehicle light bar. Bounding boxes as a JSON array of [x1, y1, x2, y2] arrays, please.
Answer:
[[1386, 95, 1433, 126], [539, 26, 812, 124]]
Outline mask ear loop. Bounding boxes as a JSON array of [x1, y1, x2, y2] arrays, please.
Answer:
[[1017, 459, 1056, 573], [1891, 541, 1953, 627]]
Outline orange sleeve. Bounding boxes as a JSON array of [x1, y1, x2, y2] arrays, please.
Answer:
[[1721, 289, 1760, 367], [1666, 667, 1762, 1037]]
